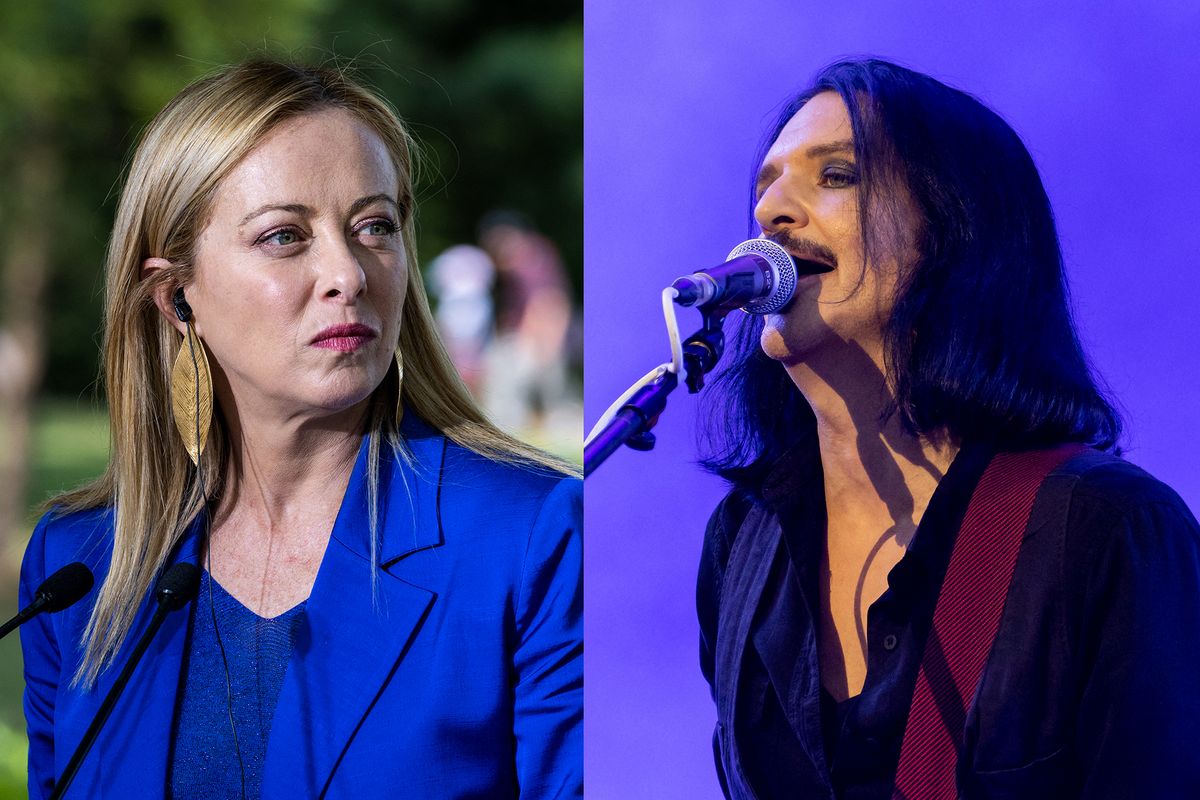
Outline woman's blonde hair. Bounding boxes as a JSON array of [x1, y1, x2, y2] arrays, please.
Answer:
[[52, 60, 577, 686]]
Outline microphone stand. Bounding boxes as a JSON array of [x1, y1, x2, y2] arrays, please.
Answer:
[[0, 596, 61, 641], [50, 563, 198, 800], [584, 309, 727, 476]]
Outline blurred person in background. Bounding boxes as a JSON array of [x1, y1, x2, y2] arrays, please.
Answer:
[[20, 61, 581, 799], [478, 211, 576, 441], [428, 243, 495, 395]]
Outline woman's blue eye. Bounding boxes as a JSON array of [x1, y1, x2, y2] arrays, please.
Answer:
[[258, 228, 301, 247], [359, 219, 397, 237]]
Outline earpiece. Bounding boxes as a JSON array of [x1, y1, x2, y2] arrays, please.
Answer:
[[172, 287, 193, 323]]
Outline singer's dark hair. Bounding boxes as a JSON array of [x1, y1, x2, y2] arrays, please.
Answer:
[[701, 58, 1122, 486]]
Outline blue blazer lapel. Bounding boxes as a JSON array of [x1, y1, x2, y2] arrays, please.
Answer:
[[262, 424, 445, 798], [83, 519, 203, 798]]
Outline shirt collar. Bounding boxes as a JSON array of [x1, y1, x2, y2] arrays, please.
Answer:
[[755, 436, 997, 596]]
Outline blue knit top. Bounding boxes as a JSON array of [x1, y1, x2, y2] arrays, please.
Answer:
[[168, 570, 306, 799]]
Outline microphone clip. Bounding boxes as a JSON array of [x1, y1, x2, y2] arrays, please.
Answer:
[[681, 314, 726, 394]]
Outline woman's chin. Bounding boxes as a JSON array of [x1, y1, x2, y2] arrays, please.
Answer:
[[292, 376, 384, 419]]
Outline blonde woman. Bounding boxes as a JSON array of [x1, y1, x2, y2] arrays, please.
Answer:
[[19, 61, 582, 799]]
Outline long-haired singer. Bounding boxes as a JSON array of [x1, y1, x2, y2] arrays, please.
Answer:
[[698, 58, 1200, 799]]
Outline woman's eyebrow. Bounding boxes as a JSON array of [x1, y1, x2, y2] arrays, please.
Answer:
[[347, 194, 400, 217], [238, 203, 311, 227], [237, 194, 400, 228]]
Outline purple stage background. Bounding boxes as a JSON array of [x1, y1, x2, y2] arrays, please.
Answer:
[[584, 2, 1200, 796]]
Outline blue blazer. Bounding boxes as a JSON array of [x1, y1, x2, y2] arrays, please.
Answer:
[[20, 416, 582, 798]]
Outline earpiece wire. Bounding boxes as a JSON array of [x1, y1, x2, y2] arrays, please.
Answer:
[[186, 320, 248, 800]]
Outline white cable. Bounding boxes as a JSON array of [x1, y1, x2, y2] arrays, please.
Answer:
[[583, 363, 671, 447], [584, 287, 686, 448], [662, 286, 684, 377]]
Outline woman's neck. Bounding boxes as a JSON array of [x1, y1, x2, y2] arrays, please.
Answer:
[[211, 397, 369, 533]]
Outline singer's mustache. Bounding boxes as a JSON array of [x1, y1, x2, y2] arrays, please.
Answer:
[[765, 232, 838, 269]]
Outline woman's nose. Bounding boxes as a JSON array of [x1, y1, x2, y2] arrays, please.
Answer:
[[318, 238, 367, 302]]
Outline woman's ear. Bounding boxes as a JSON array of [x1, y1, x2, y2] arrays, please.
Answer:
[[141, 257, 188, 336]]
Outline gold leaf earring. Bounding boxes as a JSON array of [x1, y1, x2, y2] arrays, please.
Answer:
[[394, 349, 405, 426], [171, 323, 213, 465]]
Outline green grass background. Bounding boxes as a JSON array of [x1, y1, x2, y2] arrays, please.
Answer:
[[1, 400, 110, 798]]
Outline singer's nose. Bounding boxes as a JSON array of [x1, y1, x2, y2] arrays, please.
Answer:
[[754, 177, 809, 234]]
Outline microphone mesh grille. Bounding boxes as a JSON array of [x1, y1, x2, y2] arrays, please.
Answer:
[[724, 238, 797, 314]]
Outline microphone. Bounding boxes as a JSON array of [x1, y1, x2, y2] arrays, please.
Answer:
[[50, 562, 200, 800], [0, 562, 94, 640], [670, 238, 831, 314], [155, 562, 201, 611]]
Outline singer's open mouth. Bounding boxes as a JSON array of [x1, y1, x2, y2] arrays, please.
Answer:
[[793, 257, 836, 275], [766, 235, 837, 274]]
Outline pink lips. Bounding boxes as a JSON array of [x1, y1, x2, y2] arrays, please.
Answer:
[[311, 323, 378, 352]]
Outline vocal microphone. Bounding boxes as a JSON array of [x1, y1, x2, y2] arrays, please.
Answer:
[[50, 562, 200, 800], [0, 562, 94, 641], [670, 238, 832, 314]]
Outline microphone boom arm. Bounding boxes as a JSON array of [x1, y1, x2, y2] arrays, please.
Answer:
[[50, 563, 198, 800], [584, 238, 801, 477], [583, 311, 727, 476]]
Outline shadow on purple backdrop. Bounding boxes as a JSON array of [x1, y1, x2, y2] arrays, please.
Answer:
[[584, 1, 1200, 797]]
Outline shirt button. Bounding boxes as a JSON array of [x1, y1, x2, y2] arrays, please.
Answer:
[[882, 634, 898, 651]]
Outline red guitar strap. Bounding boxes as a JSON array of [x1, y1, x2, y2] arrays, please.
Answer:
[[892, 444, 1086, 800]]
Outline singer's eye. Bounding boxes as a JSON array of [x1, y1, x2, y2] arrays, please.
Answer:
[[819, 165, 859, 189]]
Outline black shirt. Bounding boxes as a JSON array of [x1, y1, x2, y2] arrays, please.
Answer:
[[698, 443, 1200, 799]]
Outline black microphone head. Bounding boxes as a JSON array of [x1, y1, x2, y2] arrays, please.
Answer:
[[35, 562, 95, 613], [725, 239, 797, 314], [155, 562, 201, 610]]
